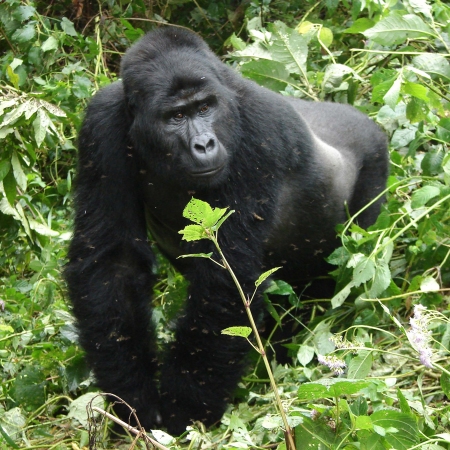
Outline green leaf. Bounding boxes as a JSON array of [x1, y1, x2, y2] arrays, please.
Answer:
[[12, 366, 46, 410], [182, 198, 227, 228], [221, 326, 252, 338], [41, 36, 59, 52], [0, 160, 11, 182], [383, 74, 402, 109], [3, 169, 17, 205], [422, 150, 444, 176], [255, 267, 282, 287], [11, 152, 27, 191], [343, 18, 375, 34], [347, 350, 373, 379], [420, 276, 440, 292], [397, 389, 412, 414], [178, 224, 207, 242], [369, 259, 391, 298], [12, 23, 36, 43], [353, 256, 376, 286], [68, 393, 105, 427], [331, 281, 354, 308], [319, 27, 333, 47], [297, 345, 315, 366], [441, 372, 450, 398], [370, 410, 418, 449], [413, 54, 450, 81], [6, 66, 20, 89], [61, 17, 78, 36], [178, 252, 213, 259], [298, 379, 372, 401], [402, 81, 429, 101], [363, 13, 434, 46], [411, 185, 441, 208], [241, 60, 292, 92]]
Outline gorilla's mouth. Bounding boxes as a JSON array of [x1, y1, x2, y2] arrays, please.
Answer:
[[190, 164, 225, 178]]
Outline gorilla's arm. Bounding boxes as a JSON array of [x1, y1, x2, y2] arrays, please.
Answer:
[[65, 82, 160, 425]]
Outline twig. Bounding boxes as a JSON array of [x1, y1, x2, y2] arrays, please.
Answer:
[[91, 406, 171, 450]]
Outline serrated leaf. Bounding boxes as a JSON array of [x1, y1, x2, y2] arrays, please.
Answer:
[[363, 13, 434, 46], [347, 350, 373, 379], [411, 185, 441, 208], [369, 259, 391, 298], [353, 257, 376, 286], [6, 66, 19, 89], [12, 23, 36, 43], [182, 198, 227, 228], [255, 267, 282, 287], [221, 326, 252, 338], [178, 224, 207, 241], [403, 81, 429, 101]]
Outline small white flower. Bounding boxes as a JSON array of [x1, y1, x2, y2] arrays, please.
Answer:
[[317, 354, 346, 375]]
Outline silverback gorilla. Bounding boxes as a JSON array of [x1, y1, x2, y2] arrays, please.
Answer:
[[66, 28, 388, 434]]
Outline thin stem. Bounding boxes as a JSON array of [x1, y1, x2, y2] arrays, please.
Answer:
[[211, 237, 296, 450]]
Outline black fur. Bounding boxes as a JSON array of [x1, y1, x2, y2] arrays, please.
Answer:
[[66, 28, 388, 434]]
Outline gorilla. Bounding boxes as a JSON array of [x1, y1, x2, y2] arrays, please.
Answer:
[[66, 27, 388, 435]]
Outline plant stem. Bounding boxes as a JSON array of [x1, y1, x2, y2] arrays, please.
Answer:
[[212, 237, 296, 450]]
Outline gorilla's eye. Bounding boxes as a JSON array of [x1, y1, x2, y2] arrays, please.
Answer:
[[199, 104, 209, 114], [174, 112, 184, 120]]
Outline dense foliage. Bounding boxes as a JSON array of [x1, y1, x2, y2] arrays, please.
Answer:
[[0, 0, 449, 448]]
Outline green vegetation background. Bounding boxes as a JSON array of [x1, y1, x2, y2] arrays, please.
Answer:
[[0, 0, 449, 449]]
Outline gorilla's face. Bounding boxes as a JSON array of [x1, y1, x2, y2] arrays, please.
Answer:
[[123, 52, 241, 188]]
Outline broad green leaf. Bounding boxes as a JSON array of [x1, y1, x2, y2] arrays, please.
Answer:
[[397, 389, 412, 414], [178, 224, 207, 241], [6, 66, 19, 89], [323, 64, 355, 93], [268, 21, 309, 76], [12, 366, 46, 409], [355, 415, 373, 430], [11, 152, 27, 191], [255, 267, 282, 287], [226, 33, 246, 51], [370, 410, 418, 449], [347, 350, 373, 379], [411, 185, 441, 208], [343, 18, 375, 34], [413, 54, 450, 81], [294, 416, 335, 448], [420, 276, 440, 292], [3, 169, 17, 205], [369, 260, 391, 298], [422, 149, 444, 176], [298, 379, 372, 401], [12, 23, 36, 43], [297, 345, 315, 366], [221, 326, 252, 338], [363, 13, 434, 46], [28, 219, 59, 237], [441, 373, 450, 398], [331, 281, 354, 308], [383, 74, 402, 110], [0, 160, 11, 182], [61, 17, 78, 36], [182, 198, 227, 228], [319, 27, 333, 47], [403, 81, 429, 101], [313, 321, 335, 355], [41, 36, 59, 52], [353, 256, 376, 286], [241, 60, 292, 92], [68, 393, 105, 427]]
